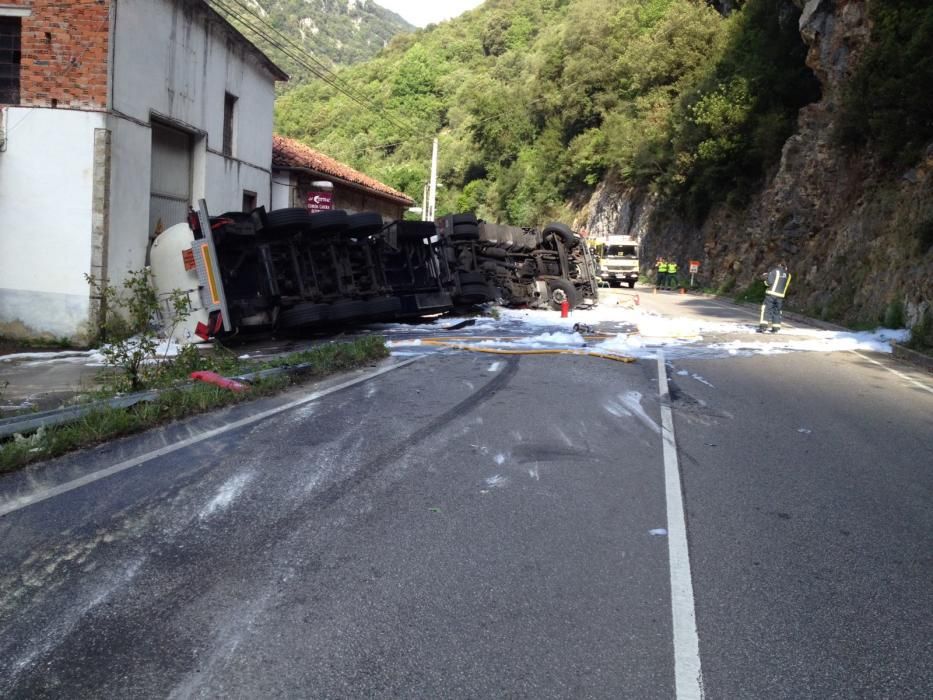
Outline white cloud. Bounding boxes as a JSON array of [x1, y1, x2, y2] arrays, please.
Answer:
[[377, 0, 485, 28]]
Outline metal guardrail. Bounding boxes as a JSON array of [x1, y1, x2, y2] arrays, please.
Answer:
[[0, 391, 160, 440], [0, 363, 315, 440]]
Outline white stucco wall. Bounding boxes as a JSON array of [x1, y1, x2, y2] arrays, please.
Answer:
[[0, 108, 105, 340], [112, 0, 277, 174], [106, 0, 278, 279], [271, 170, 296, 210]]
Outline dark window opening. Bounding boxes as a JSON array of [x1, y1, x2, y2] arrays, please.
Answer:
[[223, 92, 237, 157], [0, 17, 22, 105], [242, 190, 256, 212]]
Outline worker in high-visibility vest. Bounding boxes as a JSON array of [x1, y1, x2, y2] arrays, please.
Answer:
[[666, 260, 679, 290], [758, 261, 792, 333], [656, 257, 668, 289]]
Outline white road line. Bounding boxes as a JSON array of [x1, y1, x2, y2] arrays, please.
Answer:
[[0, 358, 421, 518], [656, 351, 704, 699], [850, 351, 933, 395]]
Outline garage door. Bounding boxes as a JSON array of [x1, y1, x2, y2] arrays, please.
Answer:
[[149, 122, 192, 238]]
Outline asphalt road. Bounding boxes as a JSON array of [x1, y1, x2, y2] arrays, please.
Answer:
[[0, 289, 931, 698]]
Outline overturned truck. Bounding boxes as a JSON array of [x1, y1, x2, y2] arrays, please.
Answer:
[[149, 201, 598, 342]]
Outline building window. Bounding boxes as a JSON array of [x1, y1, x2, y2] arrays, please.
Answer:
[[0, 17, 21, 105], [242, 190, 256, 212], [223, 92, 237, 157]]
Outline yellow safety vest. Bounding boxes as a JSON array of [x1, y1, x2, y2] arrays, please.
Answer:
[[658, 262, 668, 273], [668, 262, 678, 273]]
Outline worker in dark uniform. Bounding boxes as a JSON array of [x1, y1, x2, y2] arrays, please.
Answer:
[[758, 261, 791, 333]]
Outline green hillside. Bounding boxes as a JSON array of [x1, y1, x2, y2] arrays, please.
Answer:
[[274, 0, 933, 226], [209, 0, 414, 79]]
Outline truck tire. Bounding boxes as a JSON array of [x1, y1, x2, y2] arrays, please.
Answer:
[[542, 223, 577, 248], [307, 209, 349, 236], [547, 279, 579, 310], [452, 213, 478, 226], [457, 283, 492, 304], [266, 208, 311, 230], [395, 221, 436, 242], [345, 212, 384, 238], [627, 280, 636, 288], [278, 302, 331, 328], [480, 247, 508, 259], [451, 223, 480, 240]]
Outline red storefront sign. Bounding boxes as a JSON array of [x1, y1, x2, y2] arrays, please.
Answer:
[[307, 190, 333, 213]]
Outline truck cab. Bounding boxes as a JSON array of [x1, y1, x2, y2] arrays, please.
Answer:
[[598, 236, 639, 288]]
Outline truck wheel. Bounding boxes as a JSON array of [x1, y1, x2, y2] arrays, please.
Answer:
[[308, 210, 349, 236], [395, 221, 437, 242], [542, 223, 577, 248], [452, 213, 478, 226], [263, 208, 312, 237], [457, 283, 492, 304], [547, 279, 579, 310], [278, 302, 331, 328], [344, 212, 384, 238], [627, 280, 636, 289], [451, 223, 480, 240]]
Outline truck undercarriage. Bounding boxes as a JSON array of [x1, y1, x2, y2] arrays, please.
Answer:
[[148, 202, 600, 342]]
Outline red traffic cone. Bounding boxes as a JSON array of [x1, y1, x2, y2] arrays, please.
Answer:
[[560, 300, 569, 318], [635, 294, 640, 306]]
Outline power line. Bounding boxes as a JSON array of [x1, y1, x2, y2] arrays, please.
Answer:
[[207, 0, 425, 139]]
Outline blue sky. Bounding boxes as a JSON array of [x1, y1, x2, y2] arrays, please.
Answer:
[[376, 0, 485, 27]]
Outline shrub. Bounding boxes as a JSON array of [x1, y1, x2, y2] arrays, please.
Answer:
[[907, 309, 933, 352], [735, 279, 766, 303], [837, 2, 933, 167], [85, 270, 192, 392], [883, 299, 905, 329]]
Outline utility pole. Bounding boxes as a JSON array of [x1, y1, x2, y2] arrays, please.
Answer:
[[427, 137, 438, 222], [421, 182, 429, 222]]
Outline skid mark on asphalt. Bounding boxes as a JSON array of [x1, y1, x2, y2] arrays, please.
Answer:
[[2, 558, 144, 691], [199, 472, 254, 520], [605, 391, 662, 435], [311, 356, 521, 510]]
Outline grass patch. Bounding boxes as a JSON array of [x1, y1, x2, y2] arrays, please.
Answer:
[[0, 336, 389, 474], [734, 279, 766, 304]]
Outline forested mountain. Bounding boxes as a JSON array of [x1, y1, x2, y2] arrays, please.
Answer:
[[211, 0, 414, 79], [274, 0, 933, 333], [275, 0, 826, 222]]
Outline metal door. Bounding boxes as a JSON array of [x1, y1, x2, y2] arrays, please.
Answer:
[[149, 122, 192, 238]]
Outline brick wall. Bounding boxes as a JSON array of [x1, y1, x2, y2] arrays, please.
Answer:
[[5, 0, 111, 109]]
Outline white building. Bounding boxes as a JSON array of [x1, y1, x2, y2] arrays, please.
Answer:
[[0, 0, 287, 343]]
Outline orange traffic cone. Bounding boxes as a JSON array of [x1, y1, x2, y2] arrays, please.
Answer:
[[560, 300, 569, 318]]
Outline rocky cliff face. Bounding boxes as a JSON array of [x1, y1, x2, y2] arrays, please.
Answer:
[[585, 0, 932, 328]]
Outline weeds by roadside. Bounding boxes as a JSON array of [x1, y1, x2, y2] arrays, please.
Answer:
[[86, 269, 192, 392], [0, 335, 389, 474]]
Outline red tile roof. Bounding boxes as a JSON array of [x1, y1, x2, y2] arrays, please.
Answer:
[[272, 135, 414, 205]]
